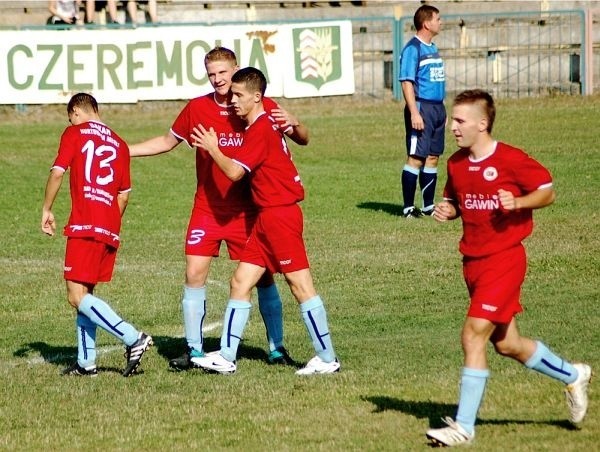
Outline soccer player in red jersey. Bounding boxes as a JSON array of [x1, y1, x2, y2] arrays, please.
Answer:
[[129, 47, 308, 370], [41, 93, 152, 377], [426, 89, 591, 446], [191, 67, 340, 375]]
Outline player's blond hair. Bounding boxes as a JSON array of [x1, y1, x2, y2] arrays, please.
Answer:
[[453, 89, 496, 133], [204, 46, 237, 66]]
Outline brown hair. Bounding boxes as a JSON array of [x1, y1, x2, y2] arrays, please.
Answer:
[[414, 4, 439, 30], [231, 67, 267, 97], [67, 93, 98, 115]]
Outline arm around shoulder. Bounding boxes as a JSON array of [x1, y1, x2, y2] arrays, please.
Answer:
[[287, 123, 309, 146], [129, 132, 180, 157]]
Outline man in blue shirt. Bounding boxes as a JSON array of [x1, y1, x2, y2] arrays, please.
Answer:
[[399, 4, 446, 218]]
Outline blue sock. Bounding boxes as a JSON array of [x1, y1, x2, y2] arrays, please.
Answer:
[[76, 313, 97, 368], [525, 341, 578, 384], [420, 166, 438, 211], [182, 286, 206, 353], [300, 295, 335, 362], [219, 300, 251, 362], [257, 284, 284, 352], [456, 367, 490, 435], [78, 294, 139, 346], [401, 165, 419, 212]]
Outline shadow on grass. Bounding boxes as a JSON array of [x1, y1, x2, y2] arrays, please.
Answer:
[[361, 396, 576, 430], [151, 335, 302, 368], [356, 201, 403, 217], [13, 341, 121, 374]]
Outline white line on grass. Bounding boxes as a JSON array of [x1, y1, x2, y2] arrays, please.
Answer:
[[13, 321, 222, 367]]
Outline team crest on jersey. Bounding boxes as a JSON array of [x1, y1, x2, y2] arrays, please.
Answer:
[[293, 26, 342, 89], [483, 166, 498, 181]]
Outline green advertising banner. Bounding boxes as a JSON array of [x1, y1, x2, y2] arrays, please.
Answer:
[[0, 21, 354, 104]]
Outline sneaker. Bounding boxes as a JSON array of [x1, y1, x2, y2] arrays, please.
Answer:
[[122, 332, 153, 377], [62, 362, 98, 377], [402, 207, 422, 219], [295, 356, 340, 375], [426, 417, 474, 447], [169, 347, 204, 371], [565, 363, 592, 424], [267, 346, 294, 365], [191, 351, 236, 374], [421, 207, 434, 216]]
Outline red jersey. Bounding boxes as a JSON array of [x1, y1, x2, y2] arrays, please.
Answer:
[[444, 142, 552, 258], [170, 94, 290, 216], [233, 112, 304, 208], [52, 120, 131, 248]]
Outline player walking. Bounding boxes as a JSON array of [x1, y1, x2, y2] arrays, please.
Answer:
[[42, 93, 152, 377], [427, 89, 591, 446]]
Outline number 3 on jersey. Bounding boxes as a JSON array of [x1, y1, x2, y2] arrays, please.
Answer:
[[81, 139, 116, 185], [187, 229, 206, 245]]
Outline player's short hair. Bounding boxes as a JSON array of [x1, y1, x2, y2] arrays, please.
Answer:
[[231, 67, 267, 97], [414, 4, 439, 30], [204, 46, 237, 66], [453, 89, 496, 133], [67, 93, 98, 115]]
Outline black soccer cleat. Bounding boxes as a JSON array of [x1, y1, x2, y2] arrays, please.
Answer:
[[168, 347, 204, 371], [62, 362, 98, 377], [122, 332, 153, 377]]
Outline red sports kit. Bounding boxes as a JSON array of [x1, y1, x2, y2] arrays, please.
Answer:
[[444, 142, 553, 322], [170, 94, 290, 257], [232, 112, 308, 274], [52, 120, 130, 282]]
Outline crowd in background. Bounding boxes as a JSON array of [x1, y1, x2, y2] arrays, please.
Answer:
[[48, 0, 158, 27], [46, 0, 369, 27]]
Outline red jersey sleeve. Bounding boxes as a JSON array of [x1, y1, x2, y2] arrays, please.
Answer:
[[52, 127, 78, 171]]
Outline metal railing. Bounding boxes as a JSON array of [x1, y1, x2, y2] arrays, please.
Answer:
[[392, 9, 588, 100]]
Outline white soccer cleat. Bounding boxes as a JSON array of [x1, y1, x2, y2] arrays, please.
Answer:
[[191, 351, 236, 374], [295, 356, 340, 375], [565, 363, 592, 424], [426, 417, 474, 447]]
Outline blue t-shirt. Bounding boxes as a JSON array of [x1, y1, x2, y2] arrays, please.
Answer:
[[399, 36, 445, 102]]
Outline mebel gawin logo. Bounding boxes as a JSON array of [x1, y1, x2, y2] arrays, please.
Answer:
[[293, 26, 342, 90]]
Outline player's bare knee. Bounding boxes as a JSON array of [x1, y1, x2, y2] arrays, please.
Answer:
[[425, 155, 439, 166], [66, 294, 81, 309], [492, 339, 519, 358]]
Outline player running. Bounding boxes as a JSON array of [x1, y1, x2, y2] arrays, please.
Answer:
[[129, 47, 309, 370], [42, 93, 152, 377], [426, 89, 591, 446]]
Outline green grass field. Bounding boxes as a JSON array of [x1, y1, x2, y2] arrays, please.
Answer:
[[0, 95, 598, 451]]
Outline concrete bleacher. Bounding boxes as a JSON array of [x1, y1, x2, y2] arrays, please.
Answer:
[[0, 1, 375, 28], [1, 1, 599, 28]]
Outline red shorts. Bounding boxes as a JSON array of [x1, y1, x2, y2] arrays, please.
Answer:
[[64, 237, 117, 284], [184, 207, 255, 260], [463, 244, 526, 323], [241, 204, 309, 274]]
